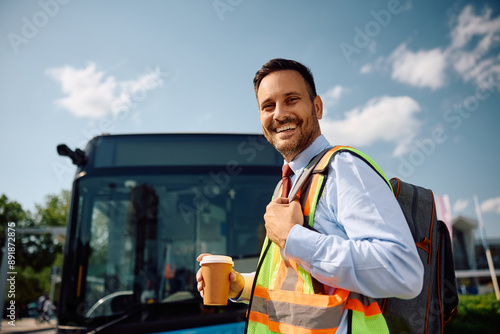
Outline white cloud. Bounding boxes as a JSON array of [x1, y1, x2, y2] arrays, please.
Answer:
[[321, 96, 421, 156], [481, 196, 500, 214], [360, 64, 373, 74], [46, 63, 117, 118], [388, 43, 447, 90], [323, 85, 348, 105], [360, 56, 386, 74], [449, 5, 500, 87], [321, 85, 349, 117], [46, 63, 164, 119], [324, 85, 347, 102], [453, 198, 469, 213], [361, 5, 500, 91], [449, 5, 500, 51]]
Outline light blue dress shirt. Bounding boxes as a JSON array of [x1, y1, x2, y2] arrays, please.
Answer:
[[236, 135, 423, 333], [285, 135, 423, 333]]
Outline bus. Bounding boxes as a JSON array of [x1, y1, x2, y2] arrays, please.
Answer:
[[56, 133, 282, 334]]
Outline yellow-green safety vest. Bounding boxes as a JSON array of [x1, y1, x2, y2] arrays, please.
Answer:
[[246, 146, 392, 334]]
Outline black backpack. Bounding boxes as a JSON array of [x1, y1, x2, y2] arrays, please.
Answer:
[[381, 178, 459, 334], [289, 147, 459, 334]]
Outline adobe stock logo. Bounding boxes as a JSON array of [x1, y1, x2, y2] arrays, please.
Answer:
[[6, 0, 71, 54], [213, 0, 243, 21], [339, 0, 405, 63]]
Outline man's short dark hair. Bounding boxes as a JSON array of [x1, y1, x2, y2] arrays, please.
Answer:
[[253, 58, 317, 101]]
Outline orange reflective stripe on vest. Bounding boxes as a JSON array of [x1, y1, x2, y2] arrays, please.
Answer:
[[249, 283, 349, 333], [346, 294, 385, 317]]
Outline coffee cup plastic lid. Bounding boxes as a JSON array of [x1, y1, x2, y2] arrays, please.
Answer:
[[199, 255, 234, 266]]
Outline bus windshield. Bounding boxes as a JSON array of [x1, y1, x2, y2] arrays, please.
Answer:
[[56, 134, 282, 333], [76, 171, 275, 319]]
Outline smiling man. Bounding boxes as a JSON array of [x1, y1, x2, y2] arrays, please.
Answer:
[[197, 58, 423, 334], [257, 67, 323, 163]]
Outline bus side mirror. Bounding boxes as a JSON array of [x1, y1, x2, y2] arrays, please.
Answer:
[[57, 144, 88, 166]]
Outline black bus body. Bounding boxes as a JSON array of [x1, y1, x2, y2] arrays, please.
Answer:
[[56, 133, 282, 334]]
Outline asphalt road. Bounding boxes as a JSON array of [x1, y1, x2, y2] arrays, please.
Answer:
[[1, 318, 56, 334]]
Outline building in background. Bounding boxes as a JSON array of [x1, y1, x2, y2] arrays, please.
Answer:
[[452, 216, 500, 295]]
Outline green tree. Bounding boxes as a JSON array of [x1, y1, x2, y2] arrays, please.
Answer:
[[0, 194, 26, 248], [33, 190, 70, 227], [1, 195, 30, 310], [18, 190, 69, 272], [1, 191, 69, 308]]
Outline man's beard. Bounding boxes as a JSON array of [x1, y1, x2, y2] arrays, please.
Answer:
[[264, 107, 320, 161]]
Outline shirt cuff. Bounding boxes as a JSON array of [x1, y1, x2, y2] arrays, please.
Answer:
[[229, 272, 255, 304]]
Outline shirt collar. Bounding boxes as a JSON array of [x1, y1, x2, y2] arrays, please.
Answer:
[[285, 135, 332, 177]]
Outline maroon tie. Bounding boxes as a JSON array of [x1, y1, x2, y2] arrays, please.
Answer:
[[281, 164, 293, 198]]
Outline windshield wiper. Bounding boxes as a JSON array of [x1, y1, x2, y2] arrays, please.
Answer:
[[86, 303, 153, 334], [86, 291, 201, 333]]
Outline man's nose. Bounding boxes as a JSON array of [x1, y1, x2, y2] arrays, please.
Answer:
[[273, 103, 288, 121]]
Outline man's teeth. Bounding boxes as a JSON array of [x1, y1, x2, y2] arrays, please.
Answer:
[[276, 124, 297, 133]]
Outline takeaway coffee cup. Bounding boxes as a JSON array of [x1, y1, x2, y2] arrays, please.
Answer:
[[200, 255, 234, 306]]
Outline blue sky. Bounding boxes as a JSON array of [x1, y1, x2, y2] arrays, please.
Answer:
[[1, 0, 500, 238]]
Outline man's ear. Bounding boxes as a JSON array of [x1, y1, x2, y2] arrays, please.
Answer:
[[314, 95, 323, 120]]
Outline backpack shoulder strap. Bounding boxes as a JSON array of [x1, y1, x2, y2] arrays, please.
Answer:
[[326, 146, 392, 189], [288, 145, 391, 202], [286, 147, 332, 202], [272, 179, 283, 200]]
